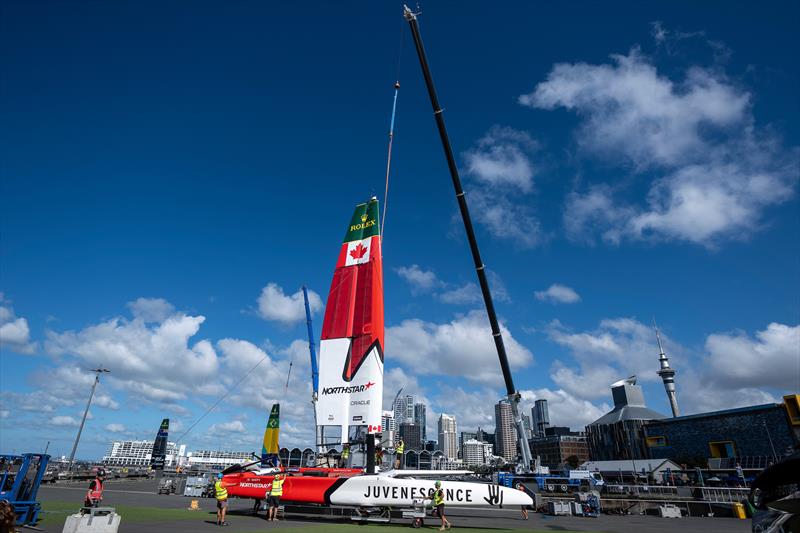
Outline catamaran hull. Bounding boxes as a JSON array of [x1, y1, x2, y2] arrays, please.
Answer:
[[224, 472, 531, 508]]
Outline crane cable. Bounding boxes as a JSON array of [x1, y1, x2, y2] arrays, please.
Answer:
[[381, 18, 405, 240]]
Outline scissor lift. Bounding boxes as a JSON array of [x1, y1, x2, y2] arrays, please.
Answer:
[[0, 453, 51, 526]]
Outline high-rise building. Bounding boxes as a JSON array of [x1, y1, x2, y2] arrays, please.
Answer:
[[459, 431, 477, 449], [532, 399, 550, 438], [494, 401, 517, 461], [414, 403, 427, 442], [461, 439, 494, 466], [522, 414, 533, 439], [476, 427, 495, 448], [437, 413, 458, 459], [399, 422, 422, 450], [381, 410, 396, 445], [528, 429, 590, 469], [395, 395, 414, 425]]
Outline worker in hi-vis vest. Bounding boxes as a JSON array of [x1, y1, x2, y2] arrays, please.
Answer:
[[429, 480, 451, 531], [214, 473, 232, 526], [395, 438, 405, 469], [84, 469, 105, 508], [340, 443, 350, 468], [267, 473, 285, 521]]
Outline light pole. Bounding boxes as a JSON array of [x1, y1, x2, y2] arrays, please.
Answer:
[[68, 367, 110, 472]]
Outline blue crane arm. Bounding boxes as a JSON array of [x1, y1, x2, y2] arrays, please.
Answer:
[[302, 286, 319, 396]]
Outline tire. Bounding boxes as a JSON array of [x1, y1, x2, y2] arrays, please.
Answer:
[[560, 484, 568, 492], [412, 518, 423, 528], [546, 485, 554, 492]]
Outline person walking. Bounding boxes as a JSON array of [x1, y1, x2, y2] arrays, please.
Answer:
[[214, 473, 231, 526], [429, 481, 451, 530], [83, 469, 105, 508], [395, 438, 404, 470], [267, 473, 285, 521]]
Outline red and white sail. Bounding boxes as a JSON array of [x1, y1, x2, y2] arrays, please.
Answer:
[[316, 198, 384, 441]]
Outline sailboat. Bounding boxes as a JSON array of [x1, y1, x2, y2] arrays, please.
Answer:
[[222, 199, 532, 511]]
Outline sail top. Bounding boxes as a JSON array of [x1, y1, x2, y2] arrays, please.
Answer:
[[343, 198, 381, 243]]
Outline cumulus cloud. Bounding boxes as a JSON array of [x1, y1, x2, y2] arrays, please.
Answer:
[[704, 323, 799, 391], [521, 48, 797, 246], [535, 284, 581, 304], [386, 310, 533, 385], [0, 294, 36, 354], [209, 420, 246, 435], [256, 283, 322, 324], [395, 265, 442, 292], [545, 317, 797, 416], [127, 298, 175, 322], [105, 423, 126, 433], [50, 415, 79, 427], [546, 318, 679, 399], [29, 366, 119, 410], [463, 127, 545, 248], [46, 301, 219, 404], [521, 388, 610, 431]]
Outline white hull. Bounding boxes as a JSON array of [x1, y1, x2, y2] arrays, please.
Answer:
[[329, 475, 532, 507]]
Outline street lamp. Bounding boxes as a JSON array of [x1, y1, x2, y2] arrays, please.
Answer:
[[67, 367, 110, 472]]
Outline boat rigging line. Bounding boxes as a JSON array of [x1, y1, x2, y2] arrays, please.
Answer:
[[381, 16, 405, 240]]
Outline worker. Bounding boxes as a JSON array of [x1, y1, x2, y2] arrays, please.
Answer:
[[395, 438, 404, 469], [214, 473, 231, 526], [0, 499, 17, 533], [84, 468, 105, 508], [429, 481, 451, 530], [266, 473, 285, 521], [340, 444, 350, 468], [516, 483, 528, 520], [375, 444, 384, 468]]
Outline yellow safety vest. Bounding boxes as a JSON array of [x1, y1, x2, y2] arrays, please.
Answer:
[[342, 448, 350, 459], [215, 481, 228, 500], [396, 442, 404, 454], [433, 488, 444, 506], [270, 476, 285, 496]]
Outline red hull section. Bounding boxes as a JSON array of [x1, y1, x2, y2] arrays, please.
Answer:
[[223, 468, 362, 503]]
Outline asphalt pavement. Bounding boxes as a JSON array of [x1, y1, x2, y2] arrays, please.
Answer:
[[36, 479, 750, 533]]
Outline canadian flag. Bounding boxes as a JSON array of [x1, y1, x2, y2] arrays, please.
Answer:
[[345, 238, 371, 266]]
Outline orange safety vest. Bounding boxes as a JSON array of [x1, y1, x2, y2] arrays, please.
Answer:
[[89, 478, 104, 500]]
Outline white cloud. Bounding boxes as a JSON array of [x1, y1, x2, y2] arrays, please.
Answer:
[[256, 283, 322, 324], [521, 389, 610, 431], [209, 420, 246, 435], [386, 310, 533, 385], [463, 127, 545, 249], [50, 415, 79, 427], [704, 323, 800, 391], [522, 49, 797, 246], [535, 284, 581, 304], [394, 265, 441, 292], [0, 294, 36, 354], [46, 301, 219, 404], [546, 318, 679, 400], [464, 126, 538, 192], [105, 423, 126, 433], [126, 298, 175, 323], [0, 410, 9, 419], [438, 283, 481, 305]]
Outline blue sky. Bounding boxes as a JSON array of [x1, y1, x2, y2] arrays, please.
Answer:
[[1, 1, 798, 460]]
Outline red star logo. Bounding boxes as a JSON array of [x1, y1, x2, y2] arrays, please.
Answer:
[[365, 381, 375, 389]]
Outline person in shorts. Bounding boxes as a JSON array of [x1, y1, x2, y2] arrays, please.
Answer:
[[214, 473, 230, 526], [267, 473, 285, 521]]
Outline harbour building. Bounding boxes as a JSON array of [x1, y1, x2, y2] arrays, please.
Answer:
[[102, 440, 185, 467], [528, 427, 590, 469], [586, 377, 666, 461]]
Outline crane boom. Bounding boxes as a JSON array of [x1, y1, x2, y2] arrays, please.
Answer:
[[403, 5, 533, 473]]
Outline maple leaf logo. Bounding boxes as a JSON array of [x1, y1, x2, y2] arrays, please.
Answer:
[[349, 242, 368, 260]]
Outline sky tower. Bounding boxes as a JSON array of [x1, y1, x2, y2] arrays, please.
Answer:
[[654, 322, 680, 417]]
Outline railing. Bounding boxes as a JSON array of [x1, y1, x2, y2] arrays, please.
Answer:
[[604, 484, 680, 498], [707, 456, 771, 469], [701, 487, 749, 503]]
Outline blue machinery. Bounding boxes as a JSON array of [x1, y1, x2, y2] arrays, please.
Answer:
[[0, 453, 50, 526]]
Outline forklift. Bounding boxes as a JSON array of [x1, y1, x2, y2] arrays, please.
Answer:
[[0, 453, 50, 526]]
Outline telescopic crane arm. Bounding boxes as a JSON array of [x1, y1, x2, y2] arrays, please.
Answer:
[[403, 5, 533, 473]]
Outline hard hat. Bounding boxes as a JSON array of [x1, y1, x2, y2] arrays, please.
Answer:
[[217, 473, 223, 479], [435, 481, 441, 487]]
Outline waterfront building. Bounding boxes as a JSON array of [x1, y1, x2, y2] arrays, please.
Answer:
[[528, 428, 589, 469], [461, 438, 494, 467], [586, 377, 666, 461], [102, 440, 185, 467], [186, 450, 252, 468]]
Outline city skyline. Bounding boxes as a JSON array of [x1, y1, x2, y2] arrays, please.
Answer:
[[2, 1, 798, 460]]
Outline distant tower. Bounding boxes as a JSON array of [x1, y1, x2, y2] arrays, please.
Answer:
[[654, 322, 680, 417]]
